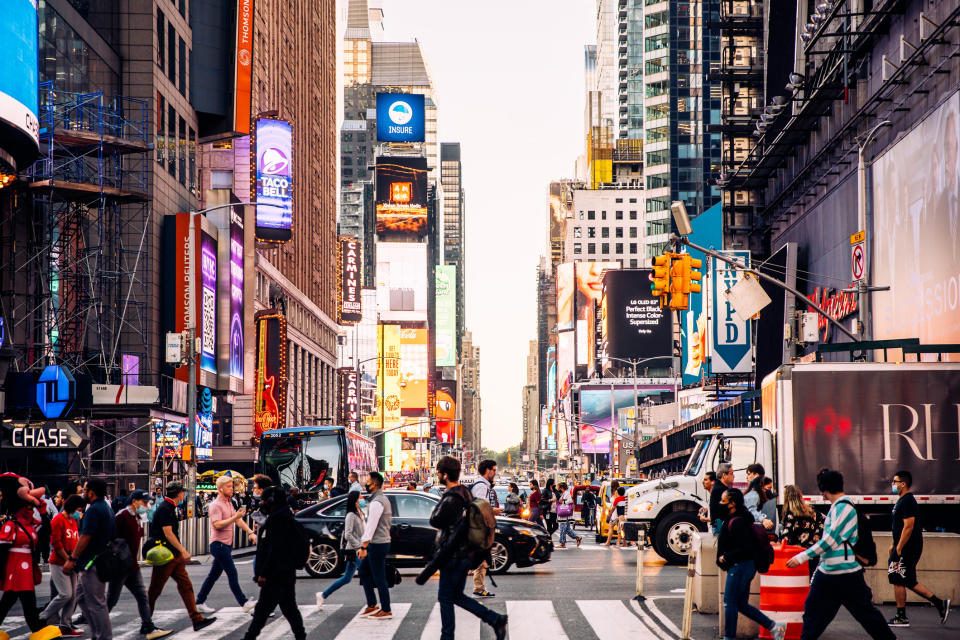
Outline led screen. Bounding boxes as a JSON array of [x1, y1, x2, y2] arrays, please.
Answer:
[[0, 0, 39, 166], [253, 118, 293, 242], [399, 327, 428, 410], [199, 230, 218, 374], [435, 378, 456, 444], [557, 263, 575, 331], [376, 93, 425, 142], [578, 385, 670, 455], [376, 156, 428, 235], [435, 265, 456, 366], [601, 269, 671, 365], [254, 313, 287, 438], [229, 207, 244, 379]]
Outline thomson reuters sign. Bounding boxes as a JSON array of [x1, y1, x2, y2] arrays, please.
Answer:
[[376, 93, 425, 142]]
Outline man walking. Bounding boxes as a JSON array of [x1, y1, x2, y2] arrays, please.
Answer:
[[886, 470, 950, 627], [704, 463, 732, 534], [108, 490, 172, 639], [470, 459, 502, 598], [581, 486, 597, 531], [786, 469, 896, 639], [357, 471, 393, 619], [146, 481, 216, 632], [41, 495, 84, 636], [242, 487, 307, 640], [195, 475, 258, 614], [63, 479, 114, 640], [430, 456, 508, 640]]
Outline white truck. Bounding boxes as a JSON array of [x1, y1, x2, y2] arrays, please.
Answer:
[[623, 362, 960, 564]]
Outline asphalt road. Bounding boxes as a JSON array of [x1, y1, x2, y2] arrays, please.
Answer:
[[5, 533, 956, 639]]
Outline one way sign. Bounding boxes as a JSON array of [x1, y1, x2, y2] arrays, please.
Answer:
[[709, 251, 752, 374]]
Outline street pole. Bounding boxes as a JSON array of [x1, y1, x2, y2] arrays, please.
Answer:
[[632, 360, 638, 478], [856, 120, 890, 341], [186, 326, 197, 518]]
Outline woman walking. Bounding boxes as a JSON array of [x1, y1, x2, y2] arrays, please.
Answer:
[[778, 484, 824, 575], [503, 483, 522, 517], [744, 464, 776, 533], [527, 480, 544, 527], [40, 495, 85, 635], [543, 479, 559, 536], [556, 483, 582, 549], [316, 491, 364, 608]]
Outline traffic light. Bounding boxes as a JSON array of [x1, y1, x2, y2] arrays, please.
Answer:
[[650, 254, 671, 306], [669, 253, 688, 310], [687, 256, 702, 295]]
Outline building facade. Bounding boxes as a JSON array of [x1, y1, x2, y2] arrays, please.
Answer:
[[440, 142, 466, 359]]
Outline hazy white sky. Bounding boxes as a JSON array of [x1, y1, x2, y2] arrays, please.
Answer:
[[378, 1, 595, 450]]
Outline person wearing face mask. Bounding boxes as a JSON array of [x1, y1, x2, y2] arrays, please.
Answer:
[[40, 495, 86, 636], [250, 475, 273, 528], [107, 490, 172, 639], [356, 472, 393, 619]]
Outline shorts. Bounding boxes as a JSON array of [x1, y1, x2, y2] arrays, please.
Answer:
[[887, 553, 919, 588]]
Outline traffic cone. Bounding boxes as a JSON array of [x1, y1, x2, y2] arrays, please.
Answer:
[[0, 629, 10, 640]]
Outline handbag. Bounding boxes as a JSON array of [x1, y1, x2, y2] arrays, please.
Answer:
[[557, 502, 574, 519]]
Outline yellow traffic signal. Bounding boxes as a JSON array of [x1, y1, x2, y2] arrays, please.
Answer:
[[650, 254, 671, 306], [687, 256, 703, 295], [669, 253, 688, 310]]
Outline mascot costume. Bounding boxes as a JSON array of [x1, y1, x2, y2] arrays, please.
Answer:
[[0, 473, 63, 640]]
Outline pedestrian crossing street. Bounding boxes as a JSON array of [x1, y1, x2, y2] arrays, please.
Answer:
[[0, 597, 684, 640]]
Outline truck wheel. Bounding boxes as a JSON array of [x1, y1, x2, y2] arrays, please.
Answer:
[[655, 512, 703, 565]]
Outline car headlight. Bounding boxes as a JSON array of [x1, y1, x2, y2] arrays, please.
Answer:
[[631, 501, 654, 514], [512, 526, 541, 537]]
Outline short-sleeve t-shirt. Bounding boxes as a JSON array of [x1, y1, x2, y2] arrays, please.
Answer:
[[149, 498, 181, 548], [892, 493, 922, 558], [208, 497, 237, 545], [79, 497, 116, 566]]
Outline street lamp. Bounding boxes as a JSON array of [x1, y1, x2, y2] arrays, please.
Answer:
[[855, 120, 891, 340]]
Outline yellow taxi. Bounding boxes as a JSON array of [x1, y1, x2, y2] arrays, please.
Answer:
[[595, 477, 644, 543]]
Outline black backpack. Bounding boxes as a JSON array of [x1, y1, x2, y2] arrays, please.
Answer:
[[839, 498, 877, 567], [92, 538, 133, 582], [732, 516, 774, 574]]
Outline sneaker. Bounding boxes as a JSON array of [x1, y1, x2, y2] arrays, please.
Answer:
[[242, 599, 257, 614], [60, 628, 84, 637], [557, 544, 567, 549], [195, 603, 216, 614], [770, 622, 786, 640], [493, 614, 508, 640], [192, 617, 217, 631], [473, 590, 495, 598], [359, 606, 379, 616], [887, 614, 910, 627], [938, 599, 951, 625], [369, 610, 393, 620], [576, 537, 583, 547], [315, 593, 325, 609], [145, 629, 173, 640]]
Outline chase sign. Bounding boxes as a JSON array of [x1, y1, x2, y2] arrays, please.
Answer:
[[36, 365, 75, 419], [376, 93, 425, 142]]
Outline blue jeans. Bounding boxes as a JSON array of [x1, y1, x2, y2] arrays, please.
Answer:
[[197, 541, 247, 606], [357, 542, 391, 612], [558, 519, 578, 544], [321, 557, 358, 599], [438, 556, 500, 640], [724, 560, 774, 639]]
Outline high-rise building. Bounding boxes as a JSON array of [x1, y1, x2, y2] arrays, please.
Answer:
[[564, 187, 665, 267], [460, 330, 482, 459], [440, 142, 466, 357]]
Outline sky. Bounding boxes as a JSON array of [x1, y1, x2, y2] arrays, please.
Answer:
[[376, 1, 595, 450]]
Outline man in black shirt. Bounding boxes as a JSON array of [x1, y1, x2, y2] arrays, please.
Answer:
[[704, 463, 733, 535], [64, 478, 115, 640], [887, 470, 950, 627]]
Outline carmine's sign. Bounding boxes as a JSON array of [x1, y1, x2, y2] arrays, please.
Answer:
[[807, 286, 858, 342]]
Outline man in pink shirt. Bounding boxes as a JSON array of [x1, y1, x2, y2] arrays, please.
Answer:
[[195, 476, 258, 613]]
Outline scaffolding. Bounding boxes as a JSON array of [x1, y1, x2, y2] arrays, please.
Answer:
[[14, 84, 151, 382]]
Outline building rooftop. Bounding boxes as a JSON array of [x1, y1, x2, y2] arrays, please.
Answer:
[[372, 41, 432, 87]]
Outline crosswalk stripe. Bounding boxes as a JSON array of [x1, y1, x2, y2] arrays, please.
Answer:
[[333, 602, 412, 640], [647, 597, 684, 638], [169, 606, 251, 639], [578, 600, 661, 640], [257, 604, 341, 640], [628, 600, 674, 640], [505, 601, 567, 640], [421, 602, 483, 640], [113, 609, 185, 640]]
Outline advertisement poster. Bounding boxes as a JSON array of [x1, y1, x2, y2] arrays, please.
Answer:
[[338, 237, 362, 324], [253, 118, 293, 242], [229, 207, 244, 380], [153, 420, 185, 459], [233, 0, 253, 134], [375, 242, 428, 322], [435, 378, 457, 444], [337, 368, 360, 431], [556, 263, 575, 331], [399, 327, 428, 410], [557, 331, 574, 398], [601, 269, 671, 366], [253, 312, 287, 438], [377, 324, 402, 425], [872, 91, 960, 352], [195, 412, 212, 460], [435, 265, 457, 367], [199, 230, 218, 374], [0, 0, 39, 166], [579, 385, 672, 455], [376, 93, 426, 142], [375, 156, 428, 234]]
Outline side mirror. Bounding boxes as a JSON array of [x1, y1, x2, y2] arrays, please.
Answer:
[[718, 436, 732, 464]]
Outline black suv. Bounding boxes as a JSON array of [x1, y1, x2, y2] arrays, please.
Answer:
[[295, 490, 553, 578]]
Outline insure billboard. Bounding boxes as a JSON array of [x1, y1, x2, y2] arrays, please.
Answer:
[[399, 327, 428, 411], [601, 269, 671, 366], [376, 156, 428, 235], [435, 265, 456, 367], [253, 311, 287, 439], [376, 93, 426, 142], [0, 0, 39, 168], [338, 236, 362, 324], [872, 91, 960, 352], [252, 118, 293, 242]]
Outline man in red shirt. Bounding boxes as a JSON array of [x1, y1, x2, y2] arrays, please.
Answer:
[[108, 490, 172, 639], [40, 495, 84, 636]]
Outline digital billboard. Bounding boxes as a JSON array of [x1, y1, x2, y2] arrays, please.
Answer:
[[0, 0, 39, 168], [195, 412, 213, 461], [233, 0, 253, 135], [253, 312, 288, 439], [872, 90, 960, 353], [557, 330, 574, 398], [376, 93, 426, 142], [253, 118, 293, 242], [435, 378, 457, 444], [681, 203, 721, 385], [557, 263, 575, 331], [199, 230, 218, 374], [579, 385, 672, 455], [601, 269, 671, 365], [376, 242, 428, 322], [153, 420, 185, 459], [337, 368, 360, 431], [338, 236, 362, 324], [375, 156, 428, 235], [228, 206, 245, 380], [399, 327, 428, 410], [435, 265, 457, 367], [376, 324, 402, 426]]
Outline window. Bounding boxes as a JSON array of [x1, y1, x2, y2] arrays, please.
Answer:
[[156, 93, 165, 165], [167, 24, 176, 83], [573, 227, 582, 238], [629, 243, 637, 254], [630, 227, 638, 238], [178, 37, 186, 94], [615, 227, 623, 238], [179, 116, 186, 185], [629, 198, 637, 203], [630, 210, 638, 220], [211, 170, 232, 189], [601, 243, 610, 255], [391, 494, 436, 519], [157, 10, 165, 69], [601, 228, 609, 238], [587, 210, 596, 220], [647, 219, 670, 235], [320, 497, 347, 517], [615, 243, 623, 254], [712, 437, 758, 476], [615, 210, 623, 220], [573, 243, 582, 255], [630, 259, 638, 268], [342, 156, 352, 165], [167, 105, 176, 175], [578, 211, 585, 220], [587, 227, 596, 238], [601, 211, 607, 220], [615, 198, 623, 203], [587, 243, 596, 255]]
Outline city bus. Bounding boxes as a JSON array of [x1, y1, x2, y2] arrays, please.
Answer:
[[257, 426, 377, 495]]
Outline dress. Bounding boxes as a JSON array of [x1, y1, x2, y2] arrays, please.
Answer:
[[0, 512, 39, 591]]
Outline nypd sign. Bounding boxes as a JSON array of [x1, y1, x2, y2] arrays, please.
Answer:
[[376, 93, 425, 142]]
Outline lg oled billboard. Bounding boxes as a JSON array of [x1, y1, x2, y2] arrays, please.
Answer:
[[0, 0, 39, 168], [601, 269, 671, 365], [375, 156, 428, 235], [252, 118, 293, 242], [376, 93, 425, 142]]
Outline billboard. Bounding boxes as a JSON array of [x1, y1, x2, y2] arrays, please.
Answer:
[[337, 368, 360, 431], [0, 0, 39, 168], [435, 378, 457, 444], [252, 118, 293, 242], [872, 91, 960, 352], [377, 324, 402, 426], [253, 312, 288, 439], [399, 327, 428, 410], [601, 269, 671, 365], [557, 263, 575, 331], [376, 242, 428, 322], [153, 420, 186, 459], [579, 384, 673, 455], [228, 206, 244, 380], [557, 330, 574, 398], [199, 230, 218, 374], [232, 0, 253, 135], [435, 265, 457, 366], [558, 261, 620, 335], [338, 237, 362, 324], [376, 93, 426, 142], [375, 156, 428, 235]]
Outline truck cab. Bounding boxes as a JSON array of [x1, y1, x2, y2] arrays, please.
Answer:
[[623, 426, 773, 564]]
